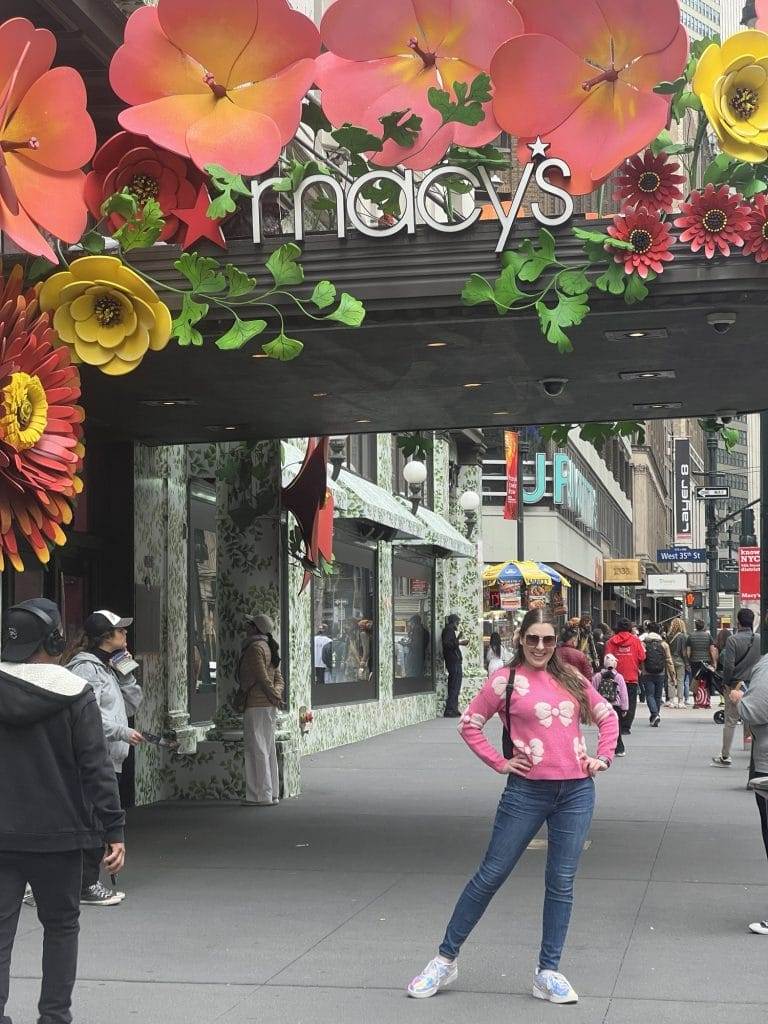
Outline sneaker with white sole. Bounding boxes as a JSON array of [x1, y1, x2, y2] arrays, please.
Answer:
[[712, 755, 732, 767], [22, 884, 35, 908], [749, 920, 768, 934], [749, 776, 768, 792], [407, 956, 458, 998], [80, 882, 122, 907], [533, 969, 579, 1004]]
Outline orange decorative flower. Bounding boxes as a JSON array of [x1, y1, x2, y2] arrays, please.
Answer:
[[674, 185, 751, 259], [744, 194, 768, 263], [0, 17, 96, 262], [0, 265, 84, 572], [491, 0, 688, 195], [84, 131, 204, 244], [109, 0, 320, 176], [316, 0, 522, 170]]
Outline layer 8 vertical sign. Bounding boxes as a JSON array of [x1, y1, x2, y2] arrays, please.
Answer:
[[674, 438, 692, 546]]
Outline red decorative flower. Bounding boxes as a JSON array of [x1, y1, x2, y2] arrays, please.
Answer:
[[614, 150, 685, 215], [673, 184, 751, 258], [0, 265, 84, 572], [84, 131, 204, 244], [607, 208, 674, 278], [743, 194, 768, 263]]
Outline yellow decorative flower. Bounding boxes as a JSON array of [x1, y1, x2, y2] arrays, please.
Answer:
[[693, 30, 768, 164], [0, 373, 48, 451], [38, 256, 172, 376]]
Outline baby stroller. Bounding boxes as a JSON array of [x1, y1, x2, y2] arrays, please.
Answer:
[[692, 662, 727, 723]]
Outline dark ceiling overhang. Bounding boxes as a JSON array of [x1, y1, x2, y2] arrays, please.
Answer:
[[79, 217, 768, 444]]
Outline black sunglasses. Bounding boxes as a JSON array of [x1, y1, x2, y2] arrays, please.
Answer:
[[523, 635, 557, 649]]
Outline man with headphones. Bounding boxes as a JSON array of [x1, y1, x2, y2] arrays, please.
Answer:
[[0, 597, 125, 1024]]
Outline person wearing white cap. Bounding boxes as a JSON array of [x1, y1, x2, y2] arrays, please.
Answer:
[[67, 611, 143, 906], [239, 613, 285, 806]]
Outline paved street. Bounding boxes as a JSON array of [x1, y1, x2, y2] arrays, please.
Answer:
[[8, 706, 768, 1024]]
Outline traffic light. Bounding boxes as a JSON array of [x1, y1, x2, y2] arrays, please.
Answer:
[[741, 507, 757, 547], [685, 591, 704, 609]]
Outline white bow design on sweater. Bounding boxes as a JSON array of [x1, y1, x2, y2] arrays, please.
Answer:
[[514, 737, 544, 764], [534, 700, 575, 728]]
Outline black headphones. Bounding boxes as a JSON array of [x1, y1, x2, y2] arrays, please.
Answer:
[[18, 605, 66, 657]]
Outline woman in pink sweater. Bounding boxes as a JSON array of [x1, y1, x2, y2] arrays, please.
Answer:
[[408, 609, 619, 1005]]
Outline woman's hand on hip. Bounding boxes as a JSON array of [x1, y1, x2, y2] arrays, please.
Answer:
[[581, 755, 608, 777], [501, 753, 532, 776]]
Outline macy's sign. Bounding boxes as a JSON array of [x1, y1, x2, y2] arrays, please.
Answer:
[[252, 146, 574, 255]]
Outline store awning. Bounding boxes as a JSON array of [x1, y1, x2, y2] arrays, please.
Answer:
[[484, 561, 572, 588], [407, 504, 476, 559]]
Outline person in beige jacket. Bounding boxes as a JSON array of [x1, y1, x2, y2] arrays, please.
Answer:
[[239, 614, 285, 806]]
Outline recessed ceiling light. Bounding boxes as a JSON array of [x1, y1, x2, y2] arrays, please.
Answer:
[[633, 401, 682, 411], [493, 410, 511, 416], [252, 353, 269, 359], [139, 399, 197, 408], [605, 328, 668, 342], [463, 382, 483, 389], [205, 424, 244, 432], [356, 418, 371, 424], [313, 392, 328, 398], [619, 369, 676, 381], [427, 341, 448, 348]]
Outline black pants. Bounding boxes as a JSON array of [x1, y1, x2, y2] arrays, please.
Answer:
[[623, 683, 639, 733], [0, 849, 81, 1024], [445, 662, 463, 714], [81, 846, 103, 890]]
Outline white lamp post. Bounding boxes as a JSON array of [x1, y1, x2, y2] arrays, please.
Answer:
[[403, 458, 428, 515], [459, 489, 481, 537]]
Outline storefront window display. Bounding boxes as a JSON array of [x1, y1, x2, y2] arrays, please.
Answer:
[[311, 536, 377, 706], [393, 551, 435, 697], [188, 481, 218, 723]]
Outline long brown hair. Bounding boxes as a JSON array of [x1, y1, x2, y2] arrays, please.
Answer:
[[511, 608, 594, 725], [667, 617, 686, 641]]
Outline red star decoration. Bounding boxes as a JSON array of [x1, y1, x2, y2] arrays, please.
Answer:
[[173, 185, 227, 250]]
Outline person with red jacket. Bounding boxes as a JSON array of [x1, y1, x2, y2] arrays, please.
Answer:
[[605, 619, 645, 734], [557, 628, 593, 682]]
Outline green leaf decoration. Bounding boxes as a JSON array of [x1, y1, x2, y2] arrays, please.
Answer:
[[301, 98, 332, 136], [517, 229, 557, 282], [557, 268, 591, 296], [572, 225, 633, 251], [215, 317, 268, 350], [224, 264, 256, 297], [500, 249, 528, 274], [311, 280, 337, 310], [441, 174, 474, 194], [328, 292, 366, 327], [205, 164, 251, 219], [428, 72, 491, 127], [101, 188, 138, 221], [653, 76, 686, 94], [331, 124, 383, 155], [461, 274, 496, 306], [274, 158, 327, 193], [721, 426, 740, 452], [493, 265, 527, 313], [175, 252, 226, 293], [672, 91, 703, 121], [397, 432, 434, 460], [702, 152, 733, 186], [446, 143, 508, 169], [379, 109, 423, 148], [112, 197, 165, 251], [536, 291, 590, 353], [80, 230, 106, 255], [266, 243, 304, 287], [172, 294, 209, 347], [623, 271, 655, 305], [650, 129, 692, 156], [360, 177, 404, 216], [262, 331, 304, 361], [26, 256, 55, 283], [595, 261, 627, 295]]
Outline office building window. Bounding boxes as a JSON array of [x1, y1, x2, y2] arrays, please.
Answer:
[[312, 537, 377, 706], [393, 551, 435, 696]]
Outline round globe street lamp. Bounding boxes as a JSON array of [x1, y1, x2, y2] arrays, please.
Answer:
[[403, 458, 428, 515], [459, 489, 481, 538]]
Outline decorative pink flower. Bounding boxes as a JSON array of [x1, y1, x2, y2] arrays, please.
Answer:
[[109, 0, 320, 175], [743, 194, 768, 263], [316, 0, 523, 170], [673, 184, 751, 258], [607, 208, 674, 278], [614, 150, 685, 215], [84, 132, 204, 243], [491, 0, 688, 195]]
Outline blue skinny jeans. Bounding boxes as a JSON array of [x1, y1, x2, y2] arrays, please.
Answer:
[[439, 775, 595, 971]]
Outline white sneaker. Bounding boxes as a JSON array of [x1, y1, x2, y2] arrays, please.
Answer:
[[533, 969, 578, 1004], [22, 884, 35, 907], [685, 697, 695, 707], [407, 956, 458, 998], [749, 920, 768, 934]]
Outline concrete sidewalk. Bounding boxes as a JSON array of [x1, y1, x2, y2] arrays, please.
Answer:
[[8, 706, 768, 1024]]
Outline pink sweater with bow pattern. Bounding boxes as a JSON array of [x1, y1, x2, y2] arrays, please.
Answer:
[[458, 667, 619, 780]]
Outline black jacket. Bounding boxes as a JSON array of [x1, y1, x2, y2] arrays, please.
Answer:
[[442, 625, 462, 667], [0, 662, 125, 852]]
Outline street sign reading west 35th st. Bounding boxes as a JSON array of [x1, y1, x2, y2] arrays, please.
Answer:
[[657, 548, 708, 563], [696, 486, 730, 500]]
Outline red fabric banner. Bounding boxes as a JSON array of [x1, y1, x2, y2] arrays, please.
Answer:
[[739, 546, 761, 602], [503, 430, 519, 521]]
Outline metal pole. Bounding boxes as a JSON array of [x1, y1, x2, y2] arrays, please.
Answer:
[[706, 432, 720, 638], [517, 439, 529, 562], [761, 412, 768, 652]]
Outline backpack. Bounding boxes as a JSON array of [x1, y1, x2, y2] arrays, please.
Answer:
[[501, 670, 516, 758], [597, 669, 618, 704], [644, 638, 666, 674]]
